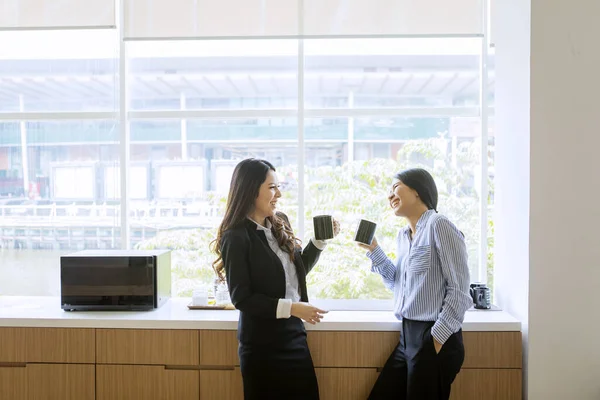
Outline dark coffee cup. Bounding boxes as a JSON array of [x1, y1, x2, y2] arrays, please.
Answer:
[[354, 219, 377, 245], [313, 215, 334, 240], [469, 282, 487, 303], [473, 286, 491, 309]]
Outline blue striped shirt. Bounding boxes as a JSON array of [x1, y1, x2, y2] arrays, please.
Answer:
[[368, 210, 472, 344]]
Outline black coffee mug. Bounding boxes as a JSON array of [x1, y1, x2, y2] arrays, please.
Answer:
[[313, 215, 334, 240], [474, 286, 491, 310], [354, 219, 377, 245], [469, 282, 486, 303]]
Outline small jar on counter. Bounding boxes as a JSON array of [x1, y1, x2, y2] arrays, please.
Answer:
[[215, 282, 231, 306], [192, 287, 209, 307]]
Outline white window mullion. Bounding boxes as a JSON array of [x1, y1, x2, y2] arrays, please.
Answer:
[[297, 0, 305, 239], [127, 109, 297, 120], [478, 0, 490, 283], [118, 0, 130, 250], [305, 106, 480, 119], [124, 107, 479, 121], [0, 112, 118, 121]]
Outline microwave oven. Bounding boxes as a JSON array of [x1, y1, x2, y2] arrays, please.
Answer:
[[60, 249, 171, 311]]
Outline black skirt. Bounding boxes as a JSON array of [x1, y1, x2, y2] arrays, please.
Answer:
[[238, 316, 319, 400]]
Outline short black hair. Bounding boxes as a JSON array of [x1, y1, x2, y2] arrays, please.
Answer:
[[395, 168, 438, 211]]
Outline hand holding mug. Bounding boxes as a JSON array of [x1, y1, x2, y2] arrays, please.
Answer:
[[354, 219, 377, 249], [313, 215, 340, 240], [357, 236, 379, 252], [332, 217, 340, 237]]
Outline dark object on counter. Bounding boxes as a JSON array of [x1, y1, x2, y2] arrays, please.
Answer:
[[469, 282, 487, 302], [60, 249, 171, 311], [472, 286, 492, 310]]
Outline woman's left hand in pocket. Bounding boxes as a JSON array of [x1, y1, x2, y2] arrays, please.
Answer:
[[433, 338, 443, 354]]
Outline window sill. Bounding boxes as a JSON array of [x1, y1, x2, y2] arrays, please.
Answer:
[[0, 296, 521, 332]]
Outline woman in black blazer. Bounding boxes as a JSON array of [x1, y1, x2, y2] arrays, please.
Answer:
[[211, 158, 339, 400]]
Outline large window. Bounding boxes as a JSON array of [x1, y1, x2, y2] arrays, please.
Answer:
[[0, 0, 492, 305], [0, 29, 118, 296]]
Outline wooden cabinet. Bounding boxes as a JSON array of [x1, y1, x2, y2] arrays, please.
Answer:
[[0, 327, 522, 400], [97, 329, 199, 365], [316, 368, 379, 400], [308, 331, 522, 399], [0, 328, 95, 400], [199, 368, 243, 400], [198, 332, 243, 399], [97, 365, 199, 400], [0, 365, 27, 400], [0, 328, 94, 363], [0, 364, 94, 400], [28, 364, 95, 400], [462, 331, 523, 368], [307, 331, 398, 367], [450, 369, 522, 400], [199, 330, 238, 366]]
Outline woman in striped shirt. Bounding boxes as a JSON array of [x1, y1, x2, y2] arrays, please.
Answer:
[[360, 168, 472, 400]]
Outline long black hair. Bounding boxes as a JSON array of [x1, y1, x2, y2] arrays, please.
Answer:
[[210, 158, 300, 281]]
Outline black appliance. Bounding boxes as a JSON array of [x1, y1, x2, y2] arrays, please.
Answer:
[[60, 250, 171, 311]]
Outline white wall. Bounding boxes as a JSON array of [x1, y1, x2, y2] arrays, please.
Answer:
[[495, 0, 600, 399], [493, 0, 530, 393]]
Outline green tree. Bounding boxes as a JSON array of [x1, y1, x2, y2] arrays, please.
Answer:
[[136, 137, 495, 299]]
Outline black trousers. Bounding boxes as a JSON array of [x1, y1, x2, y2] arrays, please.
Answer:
[[368, 318, 465, 400]]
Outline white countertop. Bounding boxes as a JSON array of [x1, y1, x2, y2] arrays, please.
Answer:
[[0, 297, 521, 332]]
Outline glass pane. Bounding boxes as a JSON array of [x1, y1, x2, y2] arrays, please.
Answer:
[[125, 0, 298, 39], [130, 118, 299, 296], [487, 46, 495, 288], [0, 119, 119, 296], [304, 38, 481, 110], [0, 0, 115, 28], [0, 30, 118, 112], [304, 116, 481, 300], [127, 40, 298, 111], [303, 0, 482, 36], [0, 29, 118, 297]]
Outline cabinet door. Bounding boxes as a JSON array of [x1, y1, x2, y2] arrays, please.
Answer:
[[462, 332, 522, 368], [0, 328, 95, 363], [450, 369, 522, 400], [96, 329, 198, 366], [308, 331, 398, 367], [28, 364, 95, 400], [199, 330, 239, 366], [316, 368, 379, 400], [97, 365, 199, 400], [0, 365, 27, 400], [200, 368, 243, 400]]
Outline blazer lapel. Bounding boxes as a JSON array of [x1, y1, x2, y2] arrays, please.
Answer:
[[252, 228, 286, 283]]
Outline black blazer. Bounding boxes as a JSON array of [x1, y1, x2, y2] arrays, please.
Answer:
[[220, 212, 322, 344]]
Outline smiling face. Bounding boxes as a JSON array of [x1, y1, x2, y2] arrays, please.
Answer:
[[388, 178, 421, 217], [252, 169, 281, 223]]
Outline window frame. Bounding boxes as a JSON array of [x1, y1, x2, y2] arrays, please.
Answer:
[[0, 0, 491, 309]]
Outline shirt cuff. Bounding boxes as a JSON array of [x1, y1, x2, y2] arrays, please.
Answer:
[[276, 298, 293, 319], [367, 246, 387, 268], [310, 237, 327, 250], [431, 319, 454, 345]]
